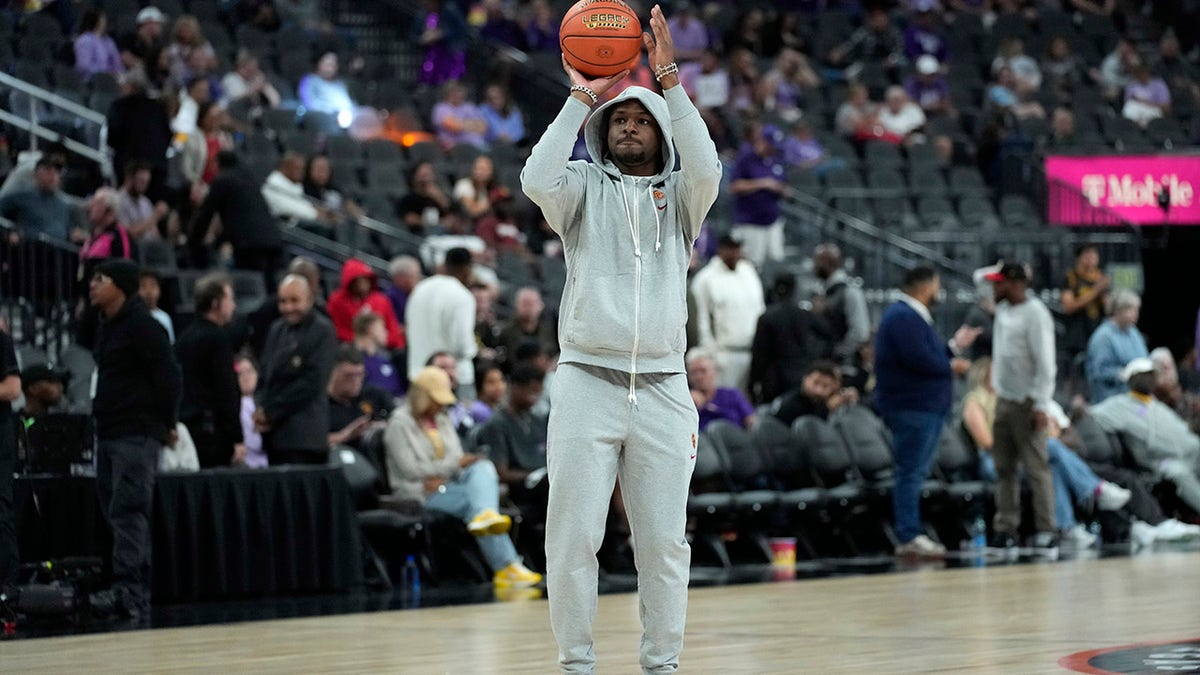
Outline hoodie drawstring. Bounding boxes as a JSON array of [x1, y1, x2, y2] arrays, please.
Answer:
[[619, 176, 642, 405]]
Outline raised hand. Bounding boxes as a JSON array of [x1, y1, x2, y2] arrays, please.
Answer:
[[562, 56, 630, 99], [641, 4, 675, 75]]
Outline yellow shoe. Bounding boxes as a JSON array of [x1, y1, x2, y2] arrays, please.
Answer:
[[467, 508, 512, 537], [494, 562, 543, 589]]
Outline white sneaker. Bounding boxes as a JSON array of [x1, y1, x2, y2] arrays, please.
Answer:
[[894, 535, 947, 558], [1130, 520, 1158, 548], [1154, 518, 1200, 541], [1095, 482, 1132, 511], [1062, 524, 1097, 548]]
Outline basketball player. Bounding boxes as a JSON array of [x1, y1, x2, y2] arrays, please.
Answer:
[[521, 5, 721, 673]]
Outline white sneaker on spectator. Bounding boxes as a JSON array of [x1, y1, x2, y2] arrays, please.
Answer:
[[1062, 524, 1097, 549], [894, 535, 946, 558], [1095, 482, 1132, 511], [1154, 518, 1200, 541], [1130, 520, 1158, 548]]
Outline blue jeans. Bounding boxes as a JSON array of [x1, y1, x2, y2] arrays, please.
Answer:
[[882, 410, 946, 543], [424, 459, 518, 572], [978, 438, 1098, 531]]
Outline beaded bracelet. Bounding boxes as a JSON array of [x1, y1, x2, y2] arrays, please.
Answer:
[[570, 84, 598, 104], [653, 61, 679, 82]]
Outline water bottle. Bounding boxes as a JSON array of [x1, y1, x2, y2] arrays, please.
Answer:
[[969, 515, 987, 551], [402, 555, 421, 606]]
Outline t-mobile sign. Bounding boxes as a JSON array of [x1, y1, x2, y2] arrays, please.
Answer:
[[1045, 155, 1200, 225]]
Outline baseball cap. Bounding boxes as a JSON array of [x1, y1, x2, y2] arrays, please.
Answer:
[[1120, 357, 1155, 382], [916, 55, 940, 76], [412, 366, 456, 406], [20, 363, 70, 387], [983, 262, 1029, 283], [137, 7, 166, 25]]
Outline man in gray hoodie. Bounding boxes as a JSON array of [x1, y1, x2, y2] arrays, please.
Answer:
[[521, 6, 722, 673]]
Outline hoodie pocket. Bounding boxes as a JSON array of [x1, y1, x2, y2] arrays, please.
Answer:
[[635, 267, 688, 358], [565, 270, 638, 352]]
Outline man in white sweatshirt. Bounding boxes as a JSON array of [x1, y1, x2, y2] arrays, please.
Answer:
[[520, 5, 722, 673], [690, 234, 765, 390], [261, 152, 335, 227], [405, 247, 478, 398]]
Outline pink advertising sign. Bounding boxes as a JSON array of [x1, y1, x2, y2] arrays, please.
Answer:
[[1045, 155, 1200, 225]]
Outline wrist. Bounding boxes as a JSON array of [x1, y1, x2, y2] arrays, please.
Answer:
[[569, 84, 597, 105], [658, 73, 680, 90]]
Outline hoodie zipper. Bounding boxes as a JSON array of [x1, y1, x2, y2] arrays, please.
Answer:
[[620, 176, 643, 405]]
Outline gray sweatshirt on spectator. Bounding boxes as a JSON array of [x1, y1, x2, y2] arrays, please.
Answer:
[[991, 295, 1057, 412], [1089, 393, 1200, 469], [521, 86, 722, 382]]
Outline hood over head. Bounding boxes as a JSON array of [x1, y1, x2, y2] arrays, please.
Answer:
[[584, 86, 675, 183], [339, 258, 377, 291]]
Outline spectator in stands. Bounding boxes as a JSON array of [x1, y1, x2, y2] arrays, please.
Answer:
[[1045, 106, 1078, 149], [480, 84, 526, 146], [877, 86, 928, 145], [414, 0, 468, 86], [724, 7, 771, 58], [1091, 37, 1138, 101], [137, 270, 173, 343], [835, 83, 882, 139], [166, 15, 218, 90], [235, 354, 267, 468], [1043, 35, 1084, 94], [827, 8, 905, 81], [385, 255, 423, 328], [74, 8, 124, 80], [326, 345, 391, 451], [749, 273, 831, 405], [962, 265, 997, 360], [770, 359, 856, 426], [874, 266, 977, 558], [117, 160, 168, 243], [1089, 358, 1200, 515], [667, 1, 710, 63], [433, 81, 488, 151], [453, 156, 511, 228], [304, 154, 363, 222], [904, 0, 949, 63], [760, 48, 820, 122], [406, 247, 477, 397], [522, 0, 557, 52], [1122, 61, 1171, 128], [1086, 289, 1148, 403], [0, 157, 75, 241], [427, 351, 477, 437], [470, 362, 506, 425], [1061, 243, 1110, 366], [171, 76, 213, 136], [182, 102, 235, 205], [298, 52, 355, 125], [262, 152, 337, 229], [17, 364, 68, 417], [220, 50, 281, 110], [255, 274, 337, 465], [397, 161, 453, 235], [475, 362, 549, 518], [730, 123, 788, 269], [190, 151, 284, 285], [478, 0, 525, 49], [727, 47, 762, 114], [496, 287, 555, 367], [991, 37, 1041, 95], [986, 261, 1058, 551], [352, 312, 405, 398], [78, 189, 134, 291], [1152, 347, 1200, 434], [687, 348, 755, 430], [1155, 31, 1199, 104], [327, 258, 405, 349], [233, 0, 282, 31], [117, 6, 166, 74], [0, 141, 70, 199], [691, 234, 765, 389], [384, 365, 542, 588], [905, 55, 954, 119], [985, 65, 1045, 121], [277, 0, 330, 32], [813, 243, 871, 366], [0, 329, 14, 591], [176, 273, 246, 468], [89, 258, 181, 622], [776, 119, 841, 177], [679, 49, 731, 148], [106, 67, 172, 199]]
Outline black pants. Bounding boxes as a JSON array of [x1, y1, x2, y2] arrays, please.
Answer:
[[233, 248, 282, 291], [0, 431, 16, 587], [96, 434, 159, 614]]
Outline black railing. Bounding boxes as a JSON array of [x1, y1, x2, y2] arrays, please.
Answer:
[[0, 221, 82, 351]]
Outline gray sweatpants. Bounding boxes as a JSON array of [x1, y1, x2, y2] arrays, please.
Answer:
[[546, 363, 698, 674]]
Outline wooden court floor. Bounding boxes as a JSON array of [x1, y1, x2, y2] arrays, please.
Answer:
[[2, 552, 1198, 674]]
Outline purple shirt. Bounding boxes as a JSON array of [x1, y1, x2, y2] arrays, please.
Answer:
[[732, 148, 786, 226], [667, 16, 710, 57], [386, 286, 409, 325], [782, 136, 826, 166], [904, 75, 950, 111], [697, 387, 755, 431], [240, 396, 267, 468], [1124, 78, 1171, 106], [364, 352, 405, 397], [432, 101, 488, 149], [74, 33, 125, 78], [903, 24, 948, 62]]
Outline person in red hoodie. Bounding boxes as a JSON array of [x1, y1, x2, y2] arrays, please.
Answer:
[[327, 258, 405, 349]]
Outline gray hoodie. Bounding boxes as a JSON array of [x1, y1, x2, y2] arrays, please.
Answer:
[[521, 86, 722, 398]]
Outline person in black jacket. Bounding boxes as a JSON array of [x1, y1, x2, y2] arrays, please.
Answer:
[[176, 272, 245, 468], [105, 67, 171, 201], [254, 274, 337, 465], [0, 326, 20, 592], [748, 274, 833, 405], [89, 258, 181, 621], [190, 151, 284, 287]]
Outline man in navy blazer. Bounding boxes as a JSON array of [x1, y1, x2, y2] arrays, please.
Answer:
[[874, 267, 980, 558]]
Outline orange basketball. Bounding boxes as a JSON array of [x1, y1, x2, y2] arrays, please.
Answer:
[[559, 0, 643, 78]]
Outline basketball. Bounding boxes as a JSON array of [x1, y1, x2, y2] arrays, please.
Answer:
[[559, 0, 643, 78]]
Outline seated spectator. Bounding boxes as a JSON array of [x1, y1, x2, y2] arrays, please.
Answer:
[[1086, 290, 1148, 403], [327, 345, 391, 450], [171, 76, 214, 136], [453, 156, 511, 229], [304, 154, 364, 220], [79, 189, 133, 286], [522, 0, 557, 52], [827, 8, 904, 81], [470, 362, 506, 425], [353, 312, 406, 398], [427, 351, 477, 438], [749, 274, 833, 405], [1122, 61, 1171, 128], [478, 0, 525, 49], [138, 270, 174, 344], [383, 365, 542, 588], [167, 15, 218, 90], [498, 288, 556, 367], [1155, 31, 1199, 104], [479, 84, 525, 146], [18, 364, 70, 417], [679, 49, 731, 147], [905, 55, 954, 119], [962, 358, 1133, 548], [0, 157, 76, 241], [298, 52, 356, 125], [236, 353, 268, 468], [1091, 37, 1138, 101], [1043, 35, 1084, 93], [433, 80, 488, 150], [991, 37, 1041, 95], [1061, 243, 1110, 362], [116, 160, 169, 243], [770, 360, 856, 426], [74, 8, 125, 80], [667, 1, 711, 63], [262, 152, 338, 228], [475, 363, 549, 518], [1152, 347, 1200, 434], [277, 0, 331, 31], [232, 0, 282, 32], [117, 6, 166, 74], [397, 161, 453, 235], [413, 0, 468, 87], [835, 83, 882, 139], [985, 66, 1045, 120], [723, 7, 770, 58], [1089, 358, 1200, 515], [759, 48, 820, 123], [726, 48, 762, 114], [687, 348, 755, 431], [877, 86, 927, 145], [903, 0, 949, 62], [327, 258, 405, 349], [220, 50, 281, 109], [385, 255, 424, 329], [1045, 107, 1078, 149]]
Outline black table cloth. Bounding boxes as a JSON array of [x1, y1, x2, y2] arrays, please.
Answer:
[[15, 466, 362, 602]]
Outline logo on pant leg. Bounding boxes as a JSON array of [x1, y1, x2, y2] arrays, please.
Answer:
[[690, 434, 696, 460]]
